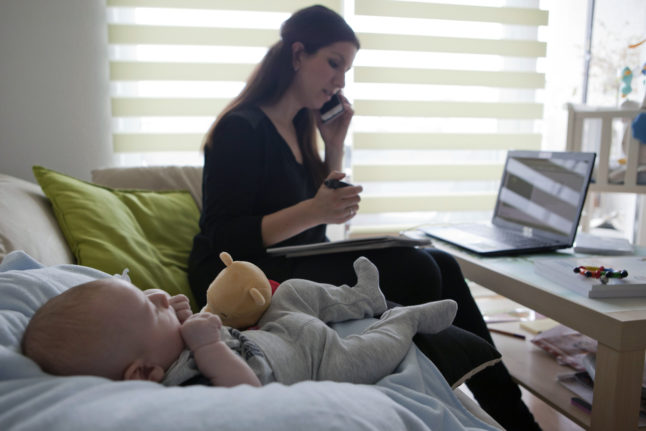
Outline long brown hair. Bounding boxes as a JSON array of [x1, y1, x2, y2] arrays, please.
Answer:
[[203, 5, 360, 185]]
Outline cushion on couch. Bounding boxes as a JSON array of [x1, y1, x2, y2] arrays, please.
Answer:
[[0, 174, 74, 266], [32, 166, 200, 307], [91, 165, 203, 210]]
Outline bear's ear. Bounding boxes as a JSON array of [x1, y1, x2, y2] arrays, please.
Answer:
[[249, 288, 266, 306], [219, 251, 233, 266]]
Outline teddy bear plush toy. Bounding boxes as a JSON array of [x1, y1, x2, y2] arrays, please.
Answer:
[[202, 251, 273, 329]]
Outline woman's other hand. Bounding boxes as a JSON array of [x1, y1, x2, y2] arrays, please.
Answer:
[[260, 172, 361, 247], [311, 171, 362, 224]]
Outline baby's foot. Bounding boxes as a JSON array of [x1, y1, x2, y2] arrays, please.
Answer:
[[380, 299, 457, 334], [351, 257, 387, 314]]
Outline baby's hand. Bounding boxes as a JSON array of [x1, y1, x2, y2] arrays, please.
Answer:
[[180, 313, 223, 352], [169, 294, 192, 323]]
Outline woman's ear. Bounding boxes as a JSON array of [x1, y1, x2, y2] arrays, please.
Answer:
[[291, 41, 305, 72], [123, 359, 165, 382]]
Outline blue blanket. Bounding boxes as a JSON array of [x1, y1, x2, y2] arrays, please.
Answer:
[[0, 251, 498, 431]]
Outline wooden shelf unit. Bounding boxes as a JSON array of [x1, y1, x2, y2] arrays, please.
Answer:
[[565, 103, 646, 193]]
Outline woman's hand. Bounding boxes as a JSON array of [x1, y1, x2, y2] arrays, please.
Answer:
[[310, 171, 362, 225], [259, 171, 361, 247], [317, 93, 354, 171]]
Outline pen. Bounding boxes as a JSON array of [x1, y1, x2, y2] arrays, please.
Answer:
[[488, 328, 526, 340]]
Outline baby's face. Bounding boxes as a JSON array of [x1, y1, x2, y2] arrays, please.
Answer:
[[97, 279, 185, 374]]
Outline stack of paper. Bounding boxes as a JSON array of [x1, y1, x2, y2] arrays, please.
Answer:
[[573, 232, 634, 255], [533, 256, 646, 298]]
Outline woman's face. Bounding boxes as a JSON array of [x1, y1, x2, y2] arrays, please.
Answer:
[[292, 41, 358, 109]]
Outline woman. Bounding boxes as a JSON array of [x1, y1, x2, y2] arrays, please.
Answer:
[[189, 5, 540, 431]]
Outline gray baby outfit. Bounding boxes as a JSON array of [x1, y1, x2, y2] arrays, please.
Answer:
[[163, 257, 457, 386]]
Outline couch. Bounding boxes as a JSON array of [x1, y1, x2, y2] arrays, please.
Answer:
[[0, 166, 503, 430]]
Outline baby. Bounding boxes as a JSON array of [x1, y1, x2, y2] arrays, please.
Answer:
[[22, 257, 457, 387]]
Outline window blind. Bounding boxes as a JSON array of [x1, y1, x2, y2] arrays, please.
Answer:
[[107, 0, 342, 163], [348, 0, 548, 235], [107, 0, 548, 236]]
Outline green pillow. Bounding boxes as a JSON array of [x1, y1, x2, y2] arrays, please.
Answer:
[[33, 166, 199, 309]]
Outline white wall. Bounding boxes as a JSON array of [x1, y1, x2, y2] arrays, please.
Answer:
[[0, 0, 111, 182]]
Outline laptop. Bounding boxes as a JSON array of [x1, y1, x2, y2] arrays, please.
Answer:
[[420, 150, 596, 256]]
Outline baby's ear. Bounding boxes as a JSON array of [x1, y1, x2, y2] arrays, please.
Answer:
[[123, 359, 165, 382]]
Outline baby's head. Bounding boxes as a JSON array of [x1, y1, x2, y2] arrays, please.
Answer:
[[22, 278, 185, 382]]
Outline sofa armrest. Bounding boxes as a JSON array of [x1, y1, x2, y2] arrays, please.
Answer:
[[0, 174, 74, 265]]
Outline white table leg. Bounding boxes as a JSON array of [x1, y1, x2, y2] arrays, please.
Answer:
[[590, 344, 644, 431]]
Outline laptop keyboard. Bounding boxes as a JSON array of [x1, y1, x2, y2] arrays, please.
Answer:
[[467, 224, 555, 247]]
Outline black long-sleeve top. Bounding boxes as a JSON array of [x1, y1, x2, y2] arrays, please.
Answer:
[[189, 107, 327, 300]]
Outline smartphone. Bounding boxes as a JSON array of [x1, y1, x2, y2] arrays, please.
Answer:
[[320, 93, 344, 123], [324, 178, 352, 189]]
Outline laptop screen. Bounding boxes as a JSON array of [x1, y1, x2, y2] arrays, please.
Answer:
[[492, 151, 596, 241]]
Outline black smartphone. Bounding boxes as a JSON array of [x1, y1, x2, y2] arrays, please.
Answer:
[[324, 178, 352, 189], [320, 93, 344, 123]]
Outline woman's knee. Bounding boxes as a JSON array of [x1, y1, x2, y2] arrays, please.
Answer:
[[373, 247, 442, 304], [425, 248, 464, 275]]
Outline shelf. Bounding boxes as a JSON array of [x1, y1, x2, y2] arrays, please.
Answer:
[[566, 103, 646, 193], [489, 321, 591, 429], [490, 321, 646, 430], [589, 183, 646, 194]]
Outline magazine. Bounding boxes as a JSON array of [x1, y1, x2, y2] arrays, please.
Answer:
[[557, 370, 646, 425], [531, 324, 596, 371]]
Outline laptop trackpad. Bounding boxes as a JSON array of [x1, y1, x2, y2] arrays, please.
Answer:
[[432, 228, 508, 249]]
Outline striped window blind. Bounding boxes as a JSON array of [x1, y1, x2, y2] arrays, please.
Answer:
[[348, 0, 548, 235], [107, 0, 342, 165], [107, 0, 548, 236]]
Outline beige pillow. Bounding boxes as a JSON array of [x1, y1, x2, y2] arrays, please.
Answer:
[[0, 174, 74, 265], [91, 165, 203, 210]]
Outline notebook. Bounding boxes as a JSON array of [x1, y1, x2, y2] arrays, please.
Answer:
[[420, 150, 596, 256], [267, 235, 431, 258]]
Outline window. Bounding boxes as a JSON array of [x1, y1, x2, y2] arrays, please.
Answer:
[[107, 0, 547, 236], [349, 0, 547, 235], [107, 0, 336, 164]]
